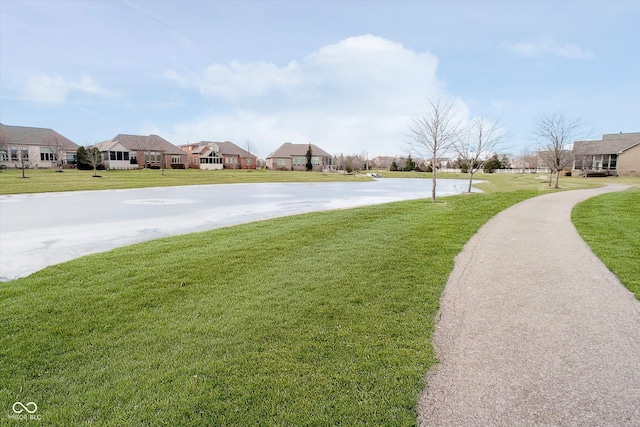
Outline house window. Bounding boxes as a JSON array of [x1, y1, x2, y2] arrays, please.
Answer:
[[609, 154, 617, 170], [574, 157, 584, 170], [20, 147, 29, 161], [66, 153, 77, 164], [40, 147, 57, 161], [276, 158, 287, 166], [200, 156, 222, 164], [226, 156, 238, 164], [10, 146, 18, 161], [311, 156, 320, 166], [0, 148, 7, 161], [245, 158, 253, 166], [145, 152, 161, 163], [110, 151, 116, 160], [171, 156, 182, 164]]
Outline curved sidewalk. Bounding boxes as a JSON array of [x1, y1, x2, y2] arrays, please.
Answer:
[[418, 184, 640, 426]]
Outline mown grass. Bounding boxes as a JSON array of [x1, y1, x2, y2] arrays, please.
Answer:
[[375, 170, 640, 193], [2, 172, 638, 424], [0, 168, 369, 195], [572, 186, 640, 299], [1, 190, 537, 425]]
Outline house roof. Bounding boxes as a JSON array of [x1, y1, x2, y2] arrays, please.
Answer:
[[573, 133, 640, 155], [199, 147, 221, 157], [0, 123, 78, 150], [97, 134, 185, 155], [182, 141, 257, 158], [216, 141, 257, 158], [267, 143, 332, 159]]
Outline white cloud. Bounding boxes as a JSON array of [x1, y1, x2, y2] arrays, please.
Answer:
[[159, 35, 455, 156], [23, 74, 115, 104], [503, 37, 594, 59]]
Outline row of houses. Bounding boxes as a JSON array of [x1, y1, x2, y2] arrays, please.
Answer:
[[0, 123, 334, 172], [1, 123, 639, 175]]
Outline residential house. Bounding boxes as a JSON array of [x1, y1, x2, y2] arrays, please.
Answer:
[[96, 134, 186, 170], [266, 143, 332, 171], [181, 141, 257, 170], [572, 132, 640, 176], [371, 156, 395, 170], [0, 123, 79, 169]]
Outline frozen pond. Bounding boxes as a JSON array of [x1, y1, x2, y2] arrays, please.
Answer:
[[0, 178, 479, 281]]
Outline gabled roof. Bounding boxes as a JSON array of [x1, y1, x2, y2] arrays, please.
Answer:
[[216, 141, 256, 158], [267, 143, 332, 159], [183, 141, 256, 158], [0, 123, 78, 150], [573, 133, 640, 155], [199, 147, 221, 157], [96, 134, 185, 155]]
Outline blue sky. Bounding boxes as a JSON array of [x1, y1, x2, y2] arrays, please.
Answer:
[[1, 0, 638, 158]]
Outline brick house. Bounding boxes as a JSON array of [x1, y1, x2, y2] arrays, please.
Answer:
[[0, 123, 79, 169], [181, 141, 257, 170], [266, 143, 332, 171], [96, 134, 186, 170]]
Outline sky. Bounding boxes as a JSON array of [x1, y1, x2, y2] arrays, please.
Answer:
[[1, 0, 638, 159]]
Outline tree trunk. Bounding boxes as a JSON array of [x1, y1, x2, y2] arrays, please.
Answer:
[[554, 170, 560, 188], [431, 154, 437, 202], [467, 171, 474, 193]]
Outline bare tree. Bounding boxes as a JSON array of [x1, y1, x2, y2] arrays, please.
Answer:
[[14, 146, 31, 178], [160, 149, 166, 176], [245, 139, 256, 169], [44, 135, 67, 171], [454, 117, 506, 192], [534, 112, 590, 188], [408, 95, 464, 202], [85, 146, 102, 177], [0, 130, 8, 171]]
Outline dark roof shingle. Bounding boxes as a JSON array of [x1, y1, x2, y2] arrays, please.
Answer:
[[267, 143, 332, 159], [97, 134, 185, 155], [574, 133, 640, 155], [0, 123, 78, 150]]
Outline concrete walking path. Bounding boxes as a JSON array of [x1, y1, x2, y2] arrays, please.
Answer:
[[418, 184, 640, 426]]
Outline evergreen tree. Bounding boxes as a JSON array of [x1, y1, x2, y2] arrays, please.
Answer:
[[405, 155, 416, 171], [305, 143, 313, 171], [76, 146, 92, 170], [483, 154, 502, 173]]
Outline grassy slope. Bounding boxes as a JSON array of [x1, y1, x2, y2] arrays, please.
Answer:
[[572, 186, 640, 299], [2, 173, 637, 425], [0, 168, 369, 195], [1, 191, 536, 425]]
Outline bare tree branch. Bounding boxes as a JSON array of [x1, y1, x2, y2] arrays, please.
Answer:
[[407, 95, 464, 202], [534, 112, 590, 188], [0, 130, 9, 170], [454, 117, 506, 192]]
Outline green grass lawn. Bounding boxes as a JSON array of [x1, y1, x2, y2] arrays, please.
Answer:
[[0, 168, 370, 195], [1, 190, 537, 425], [1, 167, 628, 195], [2, 173, 639, 425], [572, 186, 640, 299]]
